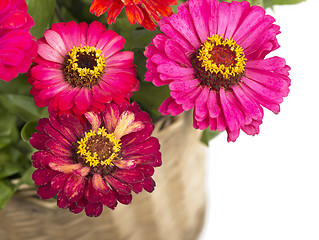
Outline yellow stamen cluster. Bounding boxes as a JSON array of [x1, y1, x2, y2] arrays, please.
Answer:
[[67, 44, 106, 82], [197, 34, 246, 79], [77, 127, 121, 168]]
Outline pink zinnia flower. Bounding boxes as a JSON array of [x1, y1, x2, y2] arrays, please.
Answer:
[[0, 0, 37, 81], [30, 102, 161, 217], [144, 0, 291, 142], [28, 21, 139, 116]]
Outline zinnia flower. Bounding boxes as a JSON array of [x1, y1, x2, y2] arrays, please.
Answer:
[[28, 21, 139, 116], [144, 0, 291, 142], [30, 102, 161, 217], [90, 0, 178, 31], [0, 0, 37, 81]]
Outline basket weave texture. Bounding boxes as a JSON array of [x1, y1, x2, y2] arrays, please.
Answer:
[[0, 112, 207, 240]]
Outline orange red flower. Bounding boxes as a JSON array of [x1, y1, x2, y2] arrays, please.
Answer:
[[90, 0, 178, 30]]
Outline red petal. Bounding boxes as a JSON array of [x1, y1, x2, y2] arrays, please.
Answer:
[[143, 177, 156, 193], [85, 178, 102, 203], [104, 176, 131, 195], [85, 202, 103, 217], [51, 173, 71, 190], [57, 191, 72, 209], [64, 174, 87, 201], [37, 183, 59, 199], [100, 190, 117, 208], [112, 169, 144, 183], [115, 193, 132, 205], [32, 168, 57, 186]]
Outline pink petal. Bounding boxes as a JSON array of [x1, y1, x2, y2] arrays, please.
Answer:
[[224, 1, 249, 39], [101, 35, 125, 58], [157, 62, 194, 77], [167, 3, 201, 49], [189, 0, 209, 43], [164, 40, 192, 68], [37, 43, 64, 63], [219, 88, 239, 132], [0, 48, 23, 66], [74, 88, 92, 112], [207, 90, 221, 118], [87, 21, 106, 47], [233, 5, 265, 44], [194, 87, 209, 121], [158, 97, 184, 116], [159, 22, 194, 52], [232, 85, 263, 120], [217, 2, 230, 36], [44, 30, 67, 57]]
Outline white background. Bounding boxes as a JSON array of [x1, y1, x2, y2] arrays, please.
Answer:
[[200, 0, 319, 239]]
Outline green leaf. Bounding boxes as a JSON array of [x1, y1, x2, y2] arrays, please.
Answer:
[[0, 74, 31, 95], [0, 180, 14, 209], [0, 146, 31, 179], [26, 0, 56, 39], [0, 149, 18, 179], [263, 0, 305, 8], [0, 108, 18, 149], [0, 94, 48, 122], [131, 81, 170, 121], [21, 120, 38, 142], [17, 166, 35, 187], [200, 128, 220, 146]]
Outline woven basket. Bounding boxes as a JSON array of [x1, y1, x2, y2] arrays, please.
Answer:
[[0, 112, 207, 240]]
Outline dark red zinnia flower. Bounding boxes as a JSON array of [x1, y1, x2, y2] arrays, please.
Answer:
[[30, 102, 161, 217], [90, 0, 178, 31]]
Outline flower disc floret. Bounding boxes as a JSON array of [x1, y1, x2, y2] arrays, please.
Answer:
[[197, 35, 246, 79], [77, 128, 121, 167], [64, 45, 106, 88]]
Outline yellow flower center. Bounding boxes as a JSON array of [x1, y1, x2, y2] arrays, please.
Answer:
[[192, 34, 246, 91], [63, 45, 106, 88], [77, 127, 121, 168]]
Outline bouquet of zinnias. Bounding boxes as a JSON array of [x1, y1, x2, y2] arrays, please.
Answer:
[[0, 0, 299, 219]]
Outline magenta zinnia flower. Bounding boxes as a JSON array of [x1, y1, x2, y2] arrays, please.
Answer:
[[0, 0, 37, 81], [28, 21, 139, 116], [30, 102, 161, 217], [144, 0, 291, 142]]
